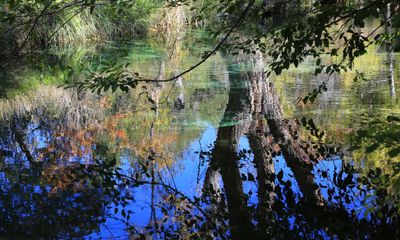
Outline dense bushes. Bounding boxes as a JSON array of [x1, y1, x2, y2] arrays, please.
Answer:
[[0, 0, 165, 54]]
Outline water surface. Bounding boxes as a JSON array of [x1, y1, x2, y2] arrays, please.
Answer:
[[0, 39, 399, 239]]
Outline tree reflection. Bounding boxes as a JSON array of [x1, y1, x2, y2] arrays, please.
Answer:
[[198, 53, 400, 239], [0, 43, 399, 239], [74, 51, 400, 239]]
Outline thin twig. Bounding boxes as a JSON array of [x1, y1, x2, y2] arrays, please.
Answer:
[[47, 6, 87, 44], [130, 0, 255, 83], [18, 0, 55, 52]]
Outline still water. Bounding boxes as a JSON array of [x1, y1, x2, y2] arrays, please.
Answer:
[[0, 38, 399, 239]]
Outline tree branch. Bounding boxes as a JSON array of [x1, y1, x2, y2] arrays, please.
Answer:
[[18, 0, 55, 52], [130, 0, 255, 83]]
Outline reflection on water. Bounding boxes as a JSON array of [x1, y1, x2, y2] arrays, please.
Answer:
[[0, 40, 399, 239]]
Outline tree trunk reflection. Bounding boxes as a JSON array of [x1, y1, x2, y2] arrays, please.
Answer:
[[206, 65, 255, 240], [203, 52, 326, 238]]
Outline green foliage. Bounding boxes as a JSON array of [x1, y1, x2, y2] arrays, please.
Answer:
[[187, 0, 397, 80], [68, 62, 139, 94], [298, 82, 328, 105], [0, 0, 164, 53], [263, 1, 392, 77], [350, 115, 400, 159]]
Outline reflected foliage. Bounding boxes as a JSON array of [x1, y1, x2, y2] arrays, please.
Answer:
[[0, 162, 107, 238], [1, 39, 400, 239]]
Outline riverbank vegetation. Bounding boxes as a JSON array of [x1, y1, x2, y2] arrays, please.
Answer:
[[0, 0, 193, 54]]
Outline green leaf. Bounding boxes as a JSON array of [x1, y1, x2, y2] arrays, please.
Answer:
[[365, 143, 380, 153], [388, 148, 400, 158]]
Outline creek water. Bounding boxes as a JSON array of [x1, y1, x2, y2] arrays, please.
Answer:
[[0, 38, 399, 239]]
